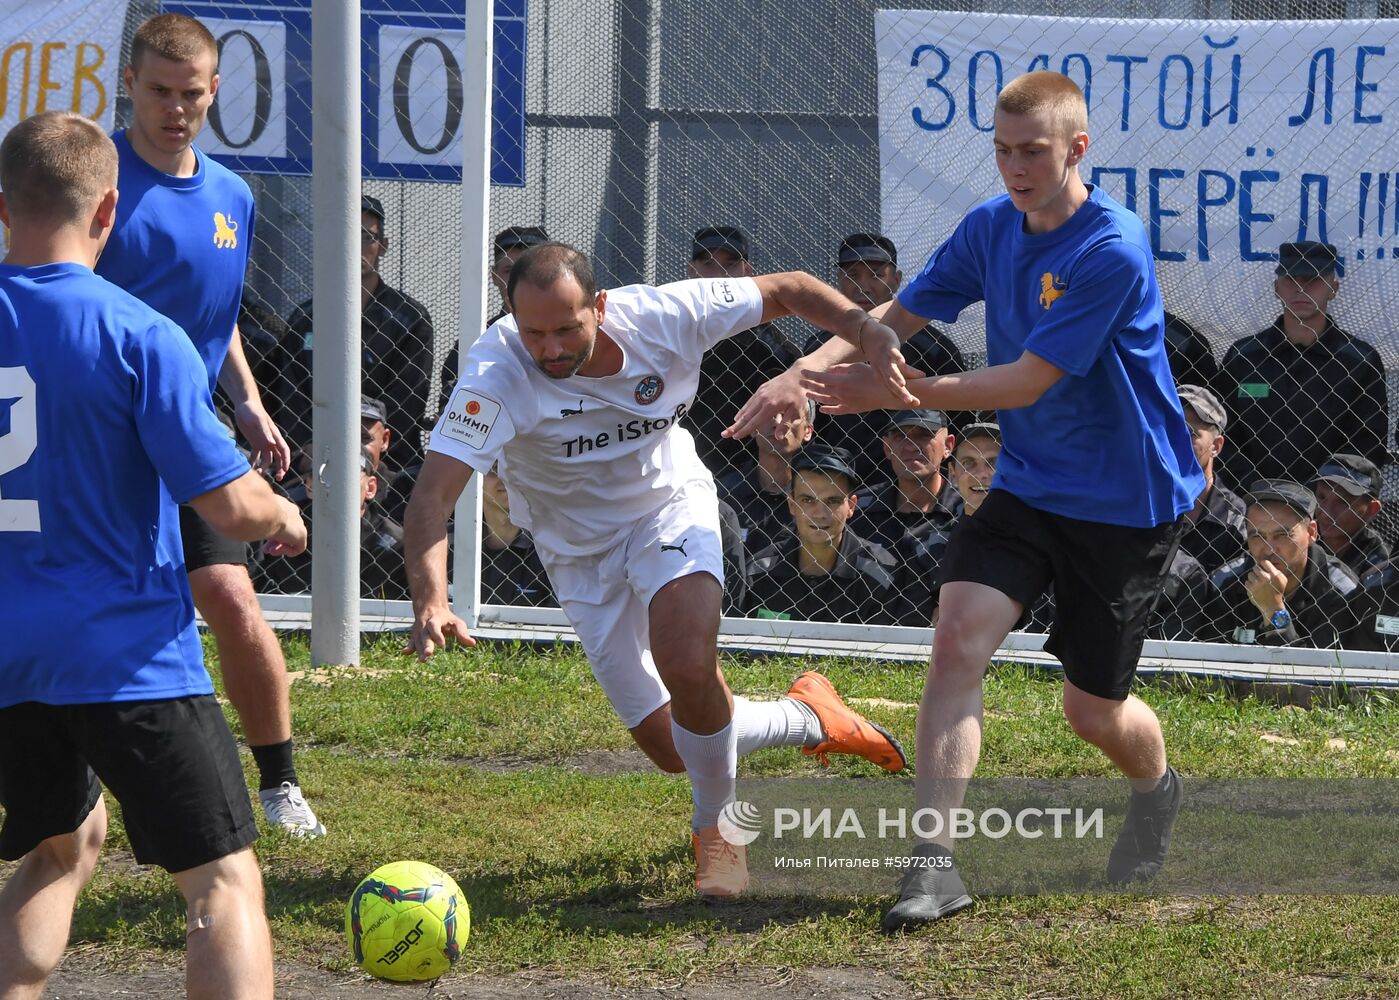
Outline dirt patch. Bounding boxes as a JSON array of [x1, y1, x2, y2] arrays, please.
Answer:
[[43, 953, 920, 999]]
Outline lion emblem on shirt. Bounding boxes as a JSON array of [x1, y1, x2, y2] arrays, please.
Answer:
[[1038, 272, 1066, 309], [213, 212, 239, 250], [1038, 272, 1067, 309]]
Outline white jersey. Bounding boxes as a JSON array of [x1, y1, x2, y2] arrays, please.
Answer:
[[428, 276, 764, 558]]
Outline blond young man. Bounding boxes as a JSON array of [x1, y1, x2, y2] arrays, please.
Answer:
[[0, 111, 305, 1000], [734, 71, 1203, 928], [93, 14, 321, 836]]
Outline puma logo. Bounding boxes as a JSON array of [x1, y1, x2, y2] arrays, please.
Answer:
[[213, 212, 239, 249], [660, 538, 688, 556], [1038, 271, 1066, 309], [560, 400, 584, 417]]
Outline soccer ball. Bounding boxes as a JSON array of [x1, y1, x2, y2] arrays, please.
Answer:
[[345, 860, 469, 982]]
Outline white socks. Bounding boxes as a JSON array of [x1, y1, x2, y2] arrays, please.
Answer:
[[671, 718, 737, 830], [669, 699, 824, 830], [732, 696, 823, 755]]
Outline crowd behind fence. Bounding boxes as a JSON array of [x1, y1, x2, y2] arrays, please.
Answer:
[[78, 1, 1399, 663]]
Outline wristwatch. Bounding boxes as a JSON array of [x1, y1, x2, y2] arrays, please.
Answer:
[[1270, 607, 1293, 630]]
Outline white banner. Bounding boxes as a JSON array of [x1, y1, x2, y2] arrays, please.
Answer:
[[0, 0, 128, 136], [877, 10, 1399, 355]]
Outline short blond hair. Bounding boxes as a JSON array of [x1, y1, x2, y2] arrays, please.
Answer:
[[997, 71, 1088, 140], [0, 111, 117, 224], [130, 13, 218, 73]]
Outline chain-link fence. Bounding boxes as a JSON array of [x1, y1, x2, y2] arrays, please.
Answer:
[[14, 0, 1399, 666]]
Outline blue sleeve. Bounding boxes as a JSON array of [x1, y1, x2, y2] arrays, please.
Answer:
[[896, 216, 985, 323], [128, 317, 250, 503], [1022, 241, 1151, 378]]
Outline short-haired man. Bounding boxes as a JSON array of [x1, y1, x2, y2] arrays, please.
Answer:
[[1205, 481, 1368, 648], [1176, 384, 1248, 574], [1313, 453, 1390, 579], [437, 225, 550, 416], [757, 71, 1203, 927], [92, 13, 321, 835], [746, 446, 911, 625], [281, 193, 436, 475], [686, 226, 816, 474], [1214, 241, 1389, 487], [406, 243, 909, 897], [0, 110, 306, 1000], [951, 421, 1001, 516], [715, 398, 817, 556], [820, 233, 967, 486], [260, 447, 407, 602], [856, 410, 961, 551]]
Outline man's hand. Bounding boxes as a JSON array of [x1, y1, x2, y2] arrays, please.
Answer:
[[1246, 559, 1288, 619], [859, 320, 920, 408], [724, 367, 808, 442], [262, 498, 308, 557], [406, 606, 477, 661], [800, 360, 925, 416], [233, 400, 292, 481]]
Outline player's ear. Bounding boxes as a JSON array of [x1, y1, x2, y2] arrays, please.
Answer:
[[595, 288, 607, 324], [1067, 130, 1089, 166], [0, 192, 10, 230], [365, 474, 378, 502], [122, 63, 135, 96], [209, 72, 221, 101], [94, 187, 119, 233]]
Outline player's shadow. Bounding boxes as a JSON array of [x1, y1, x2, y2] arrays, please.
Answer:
[[69, 845, 886, 949], [444, 842, 890, 935]]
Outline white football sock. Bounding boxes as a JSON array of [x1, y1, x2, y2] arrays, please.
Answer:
[[671, 718, 737, 831], [733, 696, 823, 756]]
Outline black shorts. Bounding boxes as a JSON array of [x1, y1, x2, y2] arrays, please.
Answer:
[[180, 503, 248, 572], [939, 489, 1184, 700], [0, 696, 257, 872]]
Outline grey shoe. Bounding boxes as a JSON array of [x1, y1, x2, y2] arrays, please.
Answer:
[[259, 781, 327, 838], [1107, 765, 1182, 884], [880, 845, 973, 932]]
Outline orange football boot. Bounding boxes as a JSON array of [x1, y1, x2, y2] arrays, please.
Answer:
[[786, 671, 907, 772]]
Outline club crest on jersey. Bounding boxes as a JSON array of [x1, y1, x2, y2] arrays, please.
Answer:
[[634, 374, 664, 405], [1038, 272, 1066, 309], [213, 212, 240, 250]]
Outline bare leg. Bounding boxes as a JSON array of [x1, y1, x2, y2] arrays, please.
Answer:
[[1061, 681, 1167, 791], [188, 564, 291, 747], [0, 798, 108, 1000], [172, 847, 274, 1000], [647, 573, 732, 735], [914, 582, 1024, 850]]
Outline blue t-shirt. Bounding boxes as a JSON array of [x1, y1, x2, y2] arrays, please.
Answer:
[[899, 186, 1203, 528], [95, 130, 255, 394], [0, 263, 249, 707]]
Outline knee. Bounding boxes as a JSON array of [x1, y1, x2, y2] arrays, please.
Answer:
[[929, 615, 992, 684], [30, 800, 107, 883], [190, 569, 263, 636], [177, 848, 265, 912], [1062, 697, 1120, 745]]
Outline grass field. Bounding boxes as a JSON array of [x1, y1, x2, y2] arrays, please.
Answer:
[[15, 634, 1399, 998]]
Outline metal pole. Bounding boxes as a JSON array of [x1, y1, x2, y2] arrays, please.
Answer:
[[311, 0, 362, 666], [450, 0, 495, 627]]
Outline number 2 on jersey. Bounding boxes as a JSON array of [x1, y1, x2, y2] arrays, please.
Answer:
[[0, 366, 40, 532]]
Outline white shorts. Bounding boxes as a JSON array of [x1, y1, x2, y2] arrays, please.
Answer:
[[538, 479, 725, 728]]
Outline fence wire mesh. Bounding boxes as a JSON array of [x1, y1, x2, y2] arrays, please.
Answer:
[[14, 0, 1399, 658]]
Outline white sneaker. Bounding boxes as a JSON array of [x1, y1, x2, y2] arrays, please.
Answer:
[[259, 781, 327, 838]]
